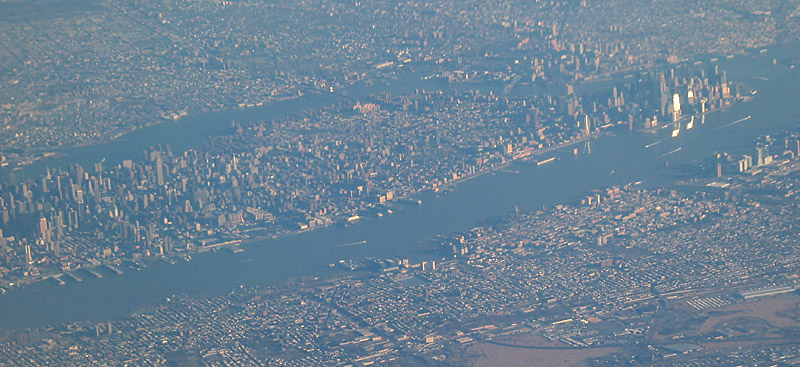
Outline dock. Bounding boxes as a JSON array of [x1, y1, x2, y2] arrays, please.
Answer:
[[198, 239, 242, 252], [63, 272, 82, 282], [86, 268, 103, 278], [50, 275, 66, 286], [537, 157, 557, 166], [104, 264, 123, 275], [225, 246, 245, 253]]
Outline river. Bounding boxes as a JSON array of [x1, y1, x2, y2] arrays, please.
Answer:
[[0, 45, 798, 332]]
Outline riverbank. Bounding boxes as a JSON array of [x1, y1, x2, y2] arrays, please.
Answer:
[[0, 56, 762, 296], [0, 123, 611, 293], [1, 43, 798, 332]]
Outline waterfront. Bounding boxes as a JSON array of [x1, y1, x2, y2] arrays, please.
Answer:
[[0, 68, 461, 183], [0, 45, 799, 332]]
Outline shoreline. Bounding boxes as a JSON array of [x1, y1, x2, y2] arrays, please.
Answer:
[[0, 47, 770, 309], [0, 90, 756, 296], [0, 81, 754, 293], [0, 127, 611, 294], [1, 94, 309, 170]]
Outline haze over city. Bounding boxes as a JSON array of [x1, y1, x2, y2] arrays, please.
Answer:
[[2, 0, 800, 366]]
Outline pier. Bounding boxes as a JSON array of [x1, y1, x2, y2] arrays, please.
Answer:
[[537, 157, 557, 166], [225, 246, 245, 254], [49, 275, 66, 286], [85, 268, 103, 278], [198, 239, 243, 252], [104, 264, 123, 275], [63, 272, 82, 282]]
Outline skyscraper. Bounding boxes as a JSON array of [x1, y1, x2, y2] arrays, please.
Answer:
[[156, 158, 165, 186], [24, 244, 32, 264], [38, 217, 50, 244], [757, 144, 770, 166], [672, 93, 681, 122]]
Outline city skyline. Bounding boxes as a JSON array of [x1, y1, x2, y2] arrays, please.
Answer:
[[2, 0, 800, 365]]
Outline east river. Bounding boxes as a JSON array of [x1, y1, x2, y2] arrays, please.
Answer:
[[1, 45, 799, 332]]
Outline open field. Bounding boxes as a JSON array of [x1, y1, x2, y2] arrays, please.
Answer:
[[699, 294, 800, 333], [461, 333, 620, 367]]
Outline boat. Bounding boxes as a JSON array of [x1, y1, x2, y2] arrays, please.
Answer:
[[645, 140, 662, 149], [129, 261, 146, 271]]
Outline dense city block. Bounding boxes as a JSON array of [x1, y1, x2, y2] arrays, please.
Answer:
[[3, 0, 800, 365], [0, 59, 748, 290], [2, 135, 800, 365], [0, 0, 792, 161]]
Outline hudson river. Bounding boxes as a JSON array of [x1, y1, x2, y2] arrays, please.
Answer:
[[1, 45, 799, 332]]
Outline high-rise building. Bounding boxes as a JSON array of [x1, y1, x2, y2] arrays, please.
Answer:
[[584, 115, 591, 136], [38, 217, 50, 244], [672, 93, 681, 122], [156, 158, 165, 186], [24, 244, 32, 264], [757, 144, 771, 166], [55, 212, 64, 239]]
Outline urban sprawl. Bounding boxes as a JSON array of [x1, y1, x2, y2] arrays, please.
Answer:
[[2, 0, 800, 365]]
